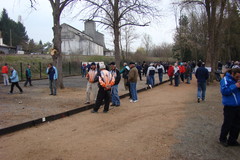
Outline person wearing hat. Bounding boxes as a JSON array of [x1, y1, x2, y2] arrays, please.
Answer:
[[146, 63, 156, 89], [85, 62, 98, 104], [92, 63, 115, 113], [128, 62, 138, 103], [110, 62, 121, 107], [1, 63, 9, 86], [9, 67, 23, 94]]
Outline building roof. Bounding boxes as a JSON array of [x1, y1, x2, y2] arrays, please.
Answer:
[[61, 23, 105, 48]]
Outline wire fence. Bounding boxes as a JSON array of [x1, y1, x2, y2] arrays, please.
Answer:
[[0, 61, 82, 83]]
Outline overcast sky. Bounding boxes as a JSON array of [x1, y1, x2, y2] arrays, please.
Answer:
[[0, 0, 178, 51]]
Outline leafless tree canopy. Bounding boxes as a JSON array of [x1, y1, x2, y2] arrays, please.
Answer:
[[79, 0, 161, 29]]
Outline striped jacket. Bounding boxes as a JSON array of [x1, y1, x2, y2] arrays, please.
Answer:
[[220, 72, 240, 106], [98, 69, 115, 90]]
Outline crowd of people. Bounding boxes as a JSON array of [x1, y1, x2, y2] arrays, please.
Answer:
[[1, 60, 240, 146]]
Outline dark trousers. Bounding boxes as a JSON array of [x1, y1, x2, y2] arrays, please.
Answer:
[[169, 76, 173, 85], [138, 71, 142, 80], [180, 73, 185, 82], [219, 106, 240, 143], [24, 77, 32, 86], [10, 82, 23, 93], [93, 87, 111, 112], [174, 75, 179, 86]]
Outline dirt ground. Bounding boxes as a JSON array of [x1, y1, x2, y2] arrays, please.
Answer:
[[0, 75, 162, 128], [0, 75, 240, 160]]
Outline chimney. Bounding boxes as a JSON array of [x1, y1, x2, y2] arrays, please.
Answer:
[[0, 31, 3, 45]]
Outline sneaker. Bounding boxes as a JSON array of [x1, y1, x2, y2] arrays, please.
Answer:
[[8, 92, 13, 94], [220, 141, 228, 147], [110, 104, 116, 106], [149, 85, 152, 89], [115, 104, 120, 107], [130, 100, 133, 103], [197, 98, 200, 103], [85, 102, 90, 104], [133, 100, 138, 103], [103, 110, 108, 113], [228, 141, 240, 146], [19, 91, 23, 94], [91, 110, 98, 113]]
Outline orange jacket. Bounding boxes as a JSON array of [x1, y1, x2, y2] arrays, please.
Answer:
[[1, 65, 8, 74], [86, 69, 97, 83], [179, 65, 186, 73], [99, 70, 115, 90]]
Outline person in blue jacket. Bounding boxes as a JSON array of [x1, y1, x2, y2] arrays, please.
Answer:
[[9, 67, 23, 94], [46, 63, 58, 96], [195, 61, 209, 103], [219, 68, 240, 147]]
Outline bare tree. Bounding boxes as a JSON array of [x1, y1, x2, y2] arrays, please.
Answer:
[[79, 0, 161, 68], [179, 0, 227, 81], [141, 33, 153, 56], [30, 0, 78, 88], [121, 25, 138, 59]]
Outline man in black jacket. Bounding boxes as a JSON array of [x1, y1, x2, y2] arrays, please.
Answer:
[[110, 62, 121, 106], [195, 61, 209, 103]]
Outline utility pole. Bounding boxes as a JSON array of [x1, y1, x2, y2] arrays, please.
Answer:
[[9, 29, 12, 46]]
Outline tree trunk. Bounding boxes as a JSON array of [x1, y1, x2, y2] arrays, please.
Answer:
[[52, 6, 64, 89], [113, 0, 121, 68]]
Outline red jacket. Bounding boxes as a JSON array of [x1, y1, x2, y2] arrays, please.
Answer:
[[167, 65, 174, 77], [1, 65, 8, 74], [179, 65, 186, 73]]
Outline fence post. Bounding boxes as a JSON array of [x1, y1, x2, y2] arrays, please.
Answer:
[[39, 62, 42, 79], [69, 62, 71, 75], [20, 62, 23, 81]]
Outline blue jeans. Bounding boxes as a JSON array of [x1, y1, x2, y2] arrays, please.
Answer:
[[130, 82, 138, 101], [111, 85, 120, 105], [158, 73, 163, 83], [148, 75, 155, 86], [197, 82, 206, 100]]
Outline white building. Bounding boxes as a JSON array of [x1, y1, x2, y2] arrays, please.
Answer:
[[61, 21, 113, 56]]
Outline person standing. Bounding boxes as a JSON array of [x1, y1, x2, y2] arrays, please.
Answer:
[[24, 64, 32, 87], [85, 62, 98, 104], [168, 64, 174, 85], [81, 64, 87, 77], [2, 63, 9, 86], [174, 63, 180, 87], [128, 62, 138, 103], [156, 62, 165, 83], [195, 61, 209, 103], [146, 63, 156, 88], [91, 64, 115, 113], [110, 62, 121, 107], [120, 62, 130, 90], [46, 63, 58, 96], [219, 68, 240, 147], [179, 63, 186, 82], [9, 67, 23, 94], [136, 63, 142, 81], [185, 63, 192, 84]]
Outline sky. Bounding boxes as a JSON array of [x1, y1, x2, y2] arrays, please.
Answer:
[[0, 0, 178, 51]]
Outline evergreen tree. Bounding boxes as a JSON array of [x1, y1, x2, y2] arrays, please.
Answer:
[[0, 8, 28, 46]]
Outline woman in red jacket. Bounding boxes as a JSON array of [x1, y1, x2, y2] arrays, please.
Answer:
[[168, 64, 174, 85], [1, 63, 9, 86]]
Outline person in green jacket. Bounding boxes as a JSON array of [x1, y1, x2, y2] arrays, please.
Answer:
[[24, 64, 32, 87]]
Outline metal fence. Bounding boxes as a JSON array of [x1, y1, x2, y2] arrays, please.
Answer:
[[0, 61, 82, 83]]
